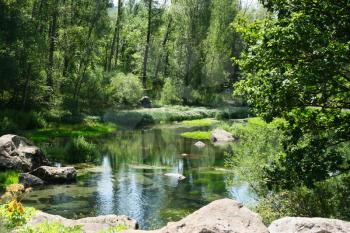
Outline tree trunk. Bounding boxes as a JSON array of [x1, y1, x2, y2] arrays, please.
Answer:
[[47, 10, 58, 100], [22, 65, 32, 110], [142, 0, 152, 89], [108, 0, 123, 72], [154, 17, 172, 82]]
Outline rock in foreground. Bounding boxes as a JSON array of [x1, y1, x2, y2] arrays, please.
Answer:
[[127, 198, 268, 233], [269, 217, 350, 233], [0, 134, 50, 172], [27, 212, 138, 233], [30, 166, 77, 183], [19, 173, 45, 187]]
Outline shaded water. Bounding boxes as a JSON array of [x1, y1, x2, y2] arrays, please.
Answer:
[[22, 124, 255, 230]]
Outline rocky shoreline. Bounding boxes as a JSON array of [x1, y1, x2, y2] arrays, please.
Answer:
[[26, 198, 350, 233]]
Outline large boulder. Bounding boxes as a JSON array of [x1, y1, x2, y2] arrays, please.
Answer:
[[211, 129, 235, 145], [30, 166, 77, 184], [27, 211, 138, 233], [269, 217, 350, 233], [0, 134, 50, 172], [19, 173, 45, 188], [126, 198, 268, 233]]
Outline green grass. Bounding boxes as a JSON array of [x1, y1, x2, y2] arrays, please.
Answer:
[[180, 118, 218, 127], [0, 171, 19, 190], [104, 105, 250, 127], [180, 131, 212, 140], [25, 121, 117, 142]]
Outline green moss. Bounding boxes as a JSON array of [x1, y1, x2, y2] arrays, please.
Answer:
[[25, 121, 117, 142], [180, 131, 212, 140], [180, 118, 218, 127], [0, 171, 19, 190]]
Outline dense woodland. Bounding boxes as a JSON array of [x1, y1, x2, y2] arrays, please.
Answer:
[[0, 0, 350, 231], [0, 0, 264, 116]]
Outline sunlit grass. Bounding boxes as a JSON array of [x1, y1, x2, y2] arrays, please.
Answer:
[[25, 121, 117, 142], [180, 131, 212, 140], [180, 118, 218, 127]]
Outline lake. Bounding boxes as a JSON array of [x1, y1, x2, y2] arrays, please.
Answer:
[[22, 124, 255, 230]]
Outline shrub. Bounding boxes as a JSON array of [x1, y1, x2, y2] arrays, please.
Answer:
[[0, 171, 19, 190], [65, 136, 98, 163], [161, 78, 183, 105], [109, 73, 143, 107], [0, 110, 47, 133]]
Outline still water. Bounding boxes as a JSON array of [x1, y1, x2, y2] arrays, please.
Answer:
[[22, 124, 255, 230]]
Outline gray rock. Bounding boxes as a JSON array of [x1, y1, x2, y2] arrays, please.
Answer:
[[194, 141, 206, 148], [27, 211, 138, 233], [140, 96, 152, 108], [211, 129, 234, 144], [125, 198, 268, 233], [19, 173, 45, 188], [0, 134, 50, 172], [268, 217, 350, 233], [30, 166, 76, 184], [164, 173, 186, 180]]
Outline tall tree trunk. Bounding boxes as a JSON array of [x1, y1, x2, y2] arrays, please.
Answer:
[[22, 65, 32, 110], [47, 10, 58, 100], [154, 17, 172, 82], [142, 0, 152, 89], [108, 0, 123, 72]]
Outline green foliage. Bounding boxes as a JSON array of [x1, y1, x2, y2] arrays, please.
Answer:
[[225, 118, 285, 194], [160, 78, 183, 105], [180, 118, 218, 127], [0, 171, 19, 191], [234, 0, 350, 189], [17, 222, 82, 233], [256, 172, 350, 224], [180, 131, 212, 140], [215, 107, 251, 120], [0, 110, 47, 134], [0, 203, 36, 230], [65, 136, 98, 163], [109, 73, 144, 107]]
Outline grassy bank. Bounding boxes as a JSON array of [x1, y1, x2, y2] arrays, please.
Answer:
[[104, 106, 250, 128], [25, 120, 117, 143]]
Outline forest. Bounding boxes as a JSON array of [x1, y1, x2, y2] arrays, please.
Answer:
[[0, 0, 349, 233]]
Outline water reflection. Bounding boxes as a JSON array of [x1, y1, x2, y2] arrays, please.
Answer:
[[22, 125, 255, 229], [97, 156, 114, 215]]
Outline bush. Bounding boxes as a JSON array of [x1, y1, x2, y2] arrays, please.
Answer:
[[109, 73, 143, 107], [0, 171, 19, 191], [65, 136, 98, 163], [0, 110, 47, 133], [161, 78, 183, 105]]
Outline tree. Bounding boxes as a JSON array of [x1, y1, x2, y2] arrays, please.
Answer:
[[234, 0, 350, 188]]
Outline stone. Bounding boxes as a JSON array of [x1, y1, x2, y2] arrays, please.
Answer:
[[125, 198, 268, 233], [194, 141, 206, 148], [211, 129, 234, 144], [140, 96, 152, 108], [0, 134, 50, 172], [19, 173, 45, 188], [164, 173, 186, 180], [30, 166, 77, 184], [27, 211, 138, 233], [268, 217, 350, 233]]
